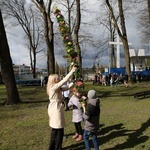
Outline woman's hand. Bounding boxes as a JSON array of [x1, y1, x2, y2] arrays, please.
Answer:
[[72, 66, 77, 72]]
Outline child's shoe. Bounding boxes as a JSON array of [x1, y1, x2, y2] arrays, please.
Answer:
[[72, 133, 78, 139], [76, 135, 83, 142]]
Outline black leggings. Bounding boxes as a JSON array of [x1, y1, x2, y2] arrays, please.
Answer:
[[74, 122, 83, 135], [48, 128, 64, 150]]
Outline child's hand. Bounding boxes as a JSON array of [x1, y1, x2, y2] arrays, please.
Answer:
[[76, 92, 80, 98], [81, 102, 86, 113], [82, 96, 86, 100], [81, 102, 85, 108]]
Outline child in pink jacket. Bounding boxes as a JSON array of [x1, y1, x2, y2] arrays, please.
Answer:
[[68, 88, 83, 142]]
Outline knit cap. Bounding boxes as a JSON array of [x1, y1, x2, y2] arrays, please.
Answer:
[[87, 90, 96, 99]]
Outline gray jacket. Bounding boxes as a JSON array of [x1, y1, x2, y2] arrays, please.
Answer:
[[83, 98, 100, 133]]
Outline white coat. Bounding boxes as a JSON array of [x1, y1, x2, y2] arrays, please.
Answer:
[[47, 70, 74, 129]]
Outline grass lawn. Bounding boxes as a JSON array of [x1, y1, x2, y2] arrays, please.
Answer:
[[0, 81, 150, 150]]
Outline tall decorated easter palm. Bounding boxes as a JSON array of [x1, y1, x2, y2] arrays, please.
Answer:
[[53, 7, 85, 97]]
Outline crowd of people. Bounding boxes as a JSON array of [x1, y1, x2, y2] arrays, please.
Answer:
[[46, 66, 100, 150], [92, 72, 129, 87]]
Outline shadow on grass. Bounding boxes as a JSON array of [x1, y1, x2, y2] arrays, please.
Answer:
[[96, 86, 138, 98], [62, 141, 85, 150], [21, 99, 49, 104], [101, 118, 150, 150], [134, 95, 150, 100], [62, 119, 149, 150], [0, 99, 49, 106]]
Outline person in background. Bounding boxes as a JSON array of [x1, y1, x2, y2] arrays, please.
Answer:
[[123, 73, 129, 87], [92, 74, 95, 85], [40, 74, 44, 86], [44, 75, 48, 86], [101, 74, 107, 86], [62, 75, 70, 111], [110, 76, 114, 87], [82, 89, 100, 150], [46, 66, 77, 150], [94, 72, 98, 84], [68, 88, 83, 142]]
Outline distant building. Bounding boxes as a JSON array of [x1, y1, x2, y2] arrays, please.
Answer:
[[11, 64, 33, 80], [0, 64, 31, 82], [36, 67, 47, 74], [129, 49, 150, 71], [13, 64, 31, 74]]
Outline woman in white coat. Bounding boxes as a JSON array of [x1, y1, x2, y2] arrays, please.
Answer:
[[47, 66, 77, 150]]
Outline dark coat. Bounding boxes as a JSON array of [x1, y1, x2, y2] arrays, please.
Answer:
[[83, 98, 100, 133]]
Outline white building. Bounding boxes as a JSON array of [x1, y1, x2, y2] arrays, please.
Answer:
[[13, 64, 31, 74], [129, 49, 150, 71]]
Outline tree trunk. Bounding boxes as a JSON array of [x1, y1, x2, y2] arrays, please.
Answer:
[[118, 0, 131, 81], [109, 27, 116, 68], [105, 0, 131, 82], [0, 10, 20, 105], [43, 10, 55, 74], [147, 0, 150, 24], [74, 0, 82, 70], [32, 0, 55, 75], [47, 14, 55, 75], [33, 47, 36, 78]]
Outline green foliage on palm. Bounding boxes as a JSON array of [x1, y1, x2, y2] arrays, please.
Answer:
[[53, 7, 85, 97], [53, 7, 78, 67]]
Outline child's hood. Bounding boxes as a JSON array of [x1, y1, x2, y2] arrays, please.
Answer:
[[87, 90, 100, 106], [88, 98, 100, 106]]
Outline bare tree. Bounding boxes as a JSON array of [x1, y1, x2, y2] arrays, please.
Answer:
[[105, 0, 131, 81], [138, 0, 150, 43], [74, 0, 82, 70], [32, 0, 55, 75], [97, 7, 117, 68], [98, 0, 136, 68], [148, 0, 150, 24], [55, 0, 75, 33], [109, 18, 116, 68], [0, 10, 20, 105], [2, 0, 44, 78]]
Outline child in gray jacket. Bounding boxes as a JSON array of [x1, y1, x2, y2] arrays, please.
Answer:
[[82, 89, 100, 150]]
